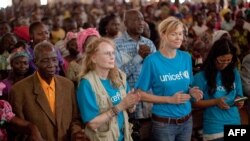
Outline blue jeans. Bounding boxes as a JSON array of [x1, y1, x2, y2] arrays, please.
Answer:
[[151, 117, 193, 141]]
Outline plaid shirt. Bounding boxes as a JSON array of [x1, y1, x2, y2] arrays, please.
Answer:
[[115, 32, 156, 118]]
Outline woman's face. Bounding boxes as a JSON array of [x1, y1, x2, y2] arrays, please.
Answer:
[[11, 56, 29, 75], [67, 38, 79, 56], [164, 25, 184, 49], [196, 15, 204, 25], [3, 34, 17, 53], [215, 54, 233, 70], [31, 24, 50, 45], [92, 42, 115, 70], [0, 23, 11, 36], [106, 17, 120, 37]]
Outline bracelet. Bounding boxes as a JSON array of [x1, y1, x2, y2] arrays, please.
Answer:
[[110, 108, 116, 117], [111, 106, 120, 116]]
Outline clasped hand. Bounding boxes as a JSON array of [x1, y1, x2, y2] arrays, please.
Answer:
[[171, 87, 203, 104], [138, 44, 151, 59], [189, 86, 203, 101], [171, 91, 191, 104], [216, 97, 230, 109], [118, 89, 141, 112]]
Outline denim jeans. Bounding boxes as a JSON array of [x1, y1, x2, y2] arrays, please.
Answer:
[[151, 117, 193, 141]]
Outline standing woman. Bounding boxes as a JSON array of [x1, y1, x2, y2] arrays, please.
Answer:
[[135, 16, 203, 141], [192, 38, 244, 141], [77, 37, 140, 141], [98, 14, 121, 39], [1, 49, 30, 101], [28, 22, 64, 75]]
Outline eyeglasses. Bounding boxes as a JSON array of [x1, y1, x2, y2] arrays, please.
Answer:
[[99, 51, 115, 57], [216, 58, 232, 64]]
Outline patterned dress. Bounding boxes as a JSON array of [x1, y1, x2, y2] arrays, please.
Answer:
[[0, 100, 15, 141]]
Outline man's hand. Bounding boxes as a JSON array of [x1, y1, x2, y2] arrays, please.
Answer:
[[27, 123, 44, 141], [138, 44, 151, 59]]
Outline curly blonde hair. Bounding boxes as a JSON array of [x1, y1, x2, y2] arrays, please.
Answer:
[[79, 37, 123, 88]]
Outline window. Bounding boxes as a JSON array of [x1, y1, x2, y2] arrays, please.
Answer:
[[170, 0, 188, 4], [40, 0, 48, 5], [0, 0, 12, 8]]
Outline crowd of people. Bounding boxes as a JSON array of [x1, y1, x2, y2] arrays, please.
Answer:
[[0, 0, 250, 141]]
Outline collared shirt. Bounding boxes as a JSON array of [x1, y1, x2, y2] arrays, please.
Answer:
[[115, 32, 156, 89], [115, 32, 156, 119], [37, 72, 56, 115]]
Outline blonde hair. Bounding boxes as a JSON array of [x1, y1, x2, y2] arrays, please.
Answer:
[[158, 16, 184, 49], [79, 37, 123, 88]]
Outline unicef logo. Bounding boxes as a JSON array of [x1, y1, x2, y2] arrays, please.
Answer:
[[159, 70, 190, 82], [182, 71, 189, 79]]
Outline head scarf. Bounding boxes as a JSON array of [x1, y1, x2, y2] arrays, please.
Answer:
[[64, 32, 78, 47], [221, 9, 232, 17], [9, 47, 29, 62], [13, 26, 30, 42], [212, 30, 230, 45], [77, 28, 100, 53]]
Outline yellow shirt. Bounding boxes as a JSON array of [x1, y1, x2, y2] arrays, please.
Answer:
[[51, 28, 66, 44], [37, 72, 56, 115]]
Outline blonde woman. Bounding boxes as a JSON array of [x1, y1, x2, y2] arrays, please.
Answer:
[[77, 37, 140, 141], [135, 16, 203, 141]]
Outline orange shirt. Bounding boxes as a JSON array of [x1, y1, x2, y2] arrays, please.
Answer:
[[37, 72, 55, 115]]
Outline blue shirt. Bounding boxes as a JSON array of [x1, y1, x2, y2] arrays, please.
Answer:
[[193, 69, 243, 134], [115, 32, 156, 119], [135, 50, 193, 118], [77, 78, 130, 141], [115, 32, 156, 89]]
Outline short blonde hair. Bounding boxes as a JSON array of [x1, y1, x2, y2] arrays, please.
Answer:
[[158, 16, 184, 35], [158, 16, 184, 48]]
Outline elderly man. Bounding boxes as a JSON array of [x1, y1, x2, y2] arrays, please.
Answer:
[[9, 41, 88, 141]]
